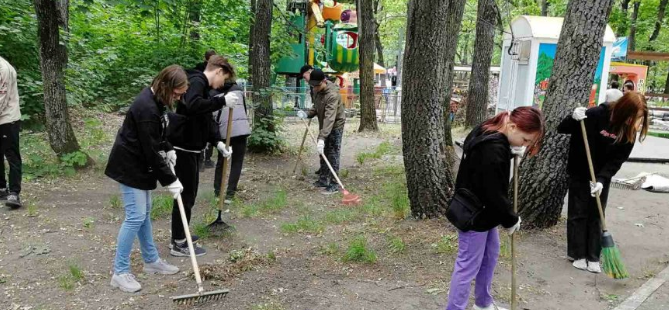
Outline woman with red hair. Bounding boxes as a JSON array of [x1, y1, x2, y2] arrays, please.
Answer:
[[558, 91, 649, 274], [446, 107, 545, 310]]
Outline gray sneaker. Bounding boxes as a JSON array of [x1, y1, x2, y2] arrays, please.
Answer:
[[170, 240, 207, 257], [5, 193, 21, 209], [143, 258, 179, 275], [110, 273, 141, 293]]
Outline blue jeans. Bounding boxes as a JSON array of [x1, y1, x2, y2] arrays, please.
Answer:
[[113, 184, 159, 274]]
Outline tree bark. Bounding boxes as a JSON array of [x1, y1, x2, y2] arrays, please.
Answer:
[[188, 0, 202, 41], [251, 0, 273, 128], [664, 69, 669, 94], [518, 0, 614, 228], [628, 0, 640, 52], [465, 0, 497, 128], [541, 0, 549, 16], [442, 0, 467, 146], [373, 0, 384, 67], [33, 0, 83, 157], [401, 0, 459, 219], [248, 0, 256, 76], [649, 0, 668, 41], [357, 0, 379, 132]]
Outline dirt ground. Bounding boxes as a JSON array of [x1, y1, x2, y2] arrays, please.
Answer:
[[1, 117, 668, 310]]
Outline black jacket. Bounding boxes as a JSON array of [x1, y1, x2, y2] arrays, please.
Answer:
[[557, 103, 634, 183], [105, 87, 177, 190], [169, 69, 224, 151], [454, 125, 518, 231]]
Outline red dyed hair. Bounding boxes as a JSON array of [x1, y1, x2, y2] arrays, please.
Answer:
[[482, 106, 546, 156]]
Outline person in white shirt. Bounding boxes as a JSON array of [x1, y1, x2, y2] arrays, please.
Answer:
[[0, 56, 23, 209], [605, 80, 623, 103]]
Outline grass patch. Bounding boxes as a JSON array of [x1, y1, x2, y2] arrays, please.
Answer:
[[433, 234, 458, 254], [193, 221, 212, 239], [319, 242, 339, 256], [26, 202, 38, 217], [151, 194, 173, 220], [252, 302, 286, 310], [108, 194, 121, 209], [343, 235, 377, 263], [387, 235, 406, 254], [356, 141, 393, 164], [239, 189, 288, 218], [280, 215, 324, 234], [82, 217, 95, 229], [648, 131, 669, 139], [499, 235, 511, 260], [59, 262, 84, 290], [323, 208, 360, 224], [384, 180, 409, 220]]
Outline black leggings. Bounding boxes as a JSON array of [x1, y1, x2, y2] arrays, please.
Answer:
[[214, 136, 248, 199], [171, 150, 201, 241], [567, 177, 611, 262]]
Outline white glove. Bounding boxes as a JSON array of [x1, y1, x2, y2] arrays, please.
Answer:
[[297, 110, 307, 119], [217, 141, 233, 158], [165, 179, 183, 199], [317, 139, 325, 155], [510, 146, 527, 157], [590, 181, 603, 197], [572, 107, 587, 121], [223, 92, 242, 107], [507, 217, 521, 235], [165, 150, 177, 168]]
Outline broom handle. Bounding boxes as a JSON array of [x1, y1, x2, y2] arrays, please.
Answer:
[[293, 118, 312, 174], [299, 117, 346, 190], [176, 191, 204, 293], [579, 120, 608, 232], [216, 108, 234, 211], [511, 154, 519, 310]]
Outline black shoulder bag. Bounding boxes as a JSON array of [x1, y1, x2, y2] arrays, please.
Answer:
[[446, 148, 486, 231]]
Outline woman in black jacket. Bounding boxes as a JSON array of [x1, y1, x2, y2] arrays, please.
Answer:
[[558, 92, 648, 273], [446, 107, 545, 310], [105, 65, 187, 293]]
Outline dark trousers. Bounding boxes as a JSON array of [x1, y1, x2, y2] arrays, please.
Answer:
[[204, 144, 214, 162], [318, 127, 343, 186], [0, 122, 21, 194], [171, 150, 201, 241], [567, 177, 610, 262], [214, 136, 247, 198]]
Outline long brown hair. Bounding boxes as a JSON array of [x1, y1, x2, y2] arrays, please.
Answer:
[[482, 106, 546, 156], [609, 91, 649, 144], [151, 65, 188, 109], [206, 55, 237, 81]]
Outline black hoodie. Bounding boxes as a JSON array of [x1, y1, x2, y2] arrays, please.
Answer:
[[170, 69, 225, 151], [454, 124, 519, 231]]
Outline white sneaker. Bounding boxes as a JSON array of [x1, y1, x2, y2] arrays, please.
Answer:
[[474, 303, 508, 310], [143, 258, 179, 275], [573, 259, 588, 270], [110, 273, 141, 293], [587, 261, 601, 273]]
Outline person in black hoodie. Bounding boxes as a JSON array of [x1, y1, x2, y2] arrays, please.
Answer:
[[169, 56, 241, 257], [105, 65, 186, 293], [446, 107, 545, 310], [558, 92, 649, 273]]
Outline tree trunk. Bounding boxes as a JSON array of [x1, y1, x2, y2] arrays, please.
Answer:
[[541, 0, 549, 16], [649, 0, 668, 41], [357, 0, 378, 132], [248, 0, 256, 76], [465, 0, 497, 128], [664, 69, 669, 94], [401, 0, 459, 219], [617, 0, 631, 36], [373, 0, 384, 67], [188, 0, 202, 41], [251, 0, 273, 128], [33, 0, 83, 157], [628, 0, 639, 52], [518, 0, 614, 228], [442, 0, 467, 145]]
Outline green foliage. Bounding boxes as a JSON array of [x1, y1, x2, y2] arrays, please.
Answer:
[[280, 215, 324, 234], [343, 235, 377, 263], [319, 242, 340, 256], [648, 131, 669, 139], [59, 262, 84, 290], [248, 115, 286, 154], [386, 235, 406, 254], [151, 194, 174, 220], [109, 194, 122, 209], [356, 141, 393, 165], [239, 189, 288, 218], [433, 234, 458, 254]]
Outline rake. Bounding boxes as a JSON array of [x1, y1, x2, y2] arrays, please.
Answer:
[[293, 118, 312, 174], [511, 153, 520, 310], [298, 117, 361, 205], [208, 108, 234, 233], [580, 120, 628, 279]]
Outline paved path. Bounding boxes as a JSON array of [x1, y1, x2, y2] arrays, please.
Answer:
[[613, 264, 669, 310], [630, 136, 669, 161]]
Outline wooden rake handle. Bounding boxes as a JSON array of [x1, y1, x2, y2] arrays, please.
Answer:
[[511, 154, 519, 310], [293, 118, 312, 174], [298, 117, 347, 191], [579, 120, 608, 231]]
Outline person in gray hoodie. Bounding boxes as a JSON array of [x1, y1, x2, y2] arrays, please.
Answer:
[[210, 82, 251, 203], [0, 56, 23, 208]]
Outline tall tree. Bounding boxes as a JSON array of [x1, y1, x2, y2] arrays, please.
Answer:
[[33, 0, 84, 157], [649, 0, 668, 41], [465, 0, 497, 128], [616, 0, 632, 36], [442, 0, 467, 152], [248, 0, 256, 77], [518, 0, 615, 228], [665, 70, 669, 94], [401, 0, 461, 218], [357, 0, 379, 132], [628, 0, 640, 51], [188, 0, 202, 41], [251, 0, 273, 128], [373, 0, 385, 67], [541, 0, 549, 16]]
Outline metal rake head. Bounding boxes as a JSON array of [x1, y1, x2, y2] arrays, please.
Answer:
[[172, 289, 229, 306]]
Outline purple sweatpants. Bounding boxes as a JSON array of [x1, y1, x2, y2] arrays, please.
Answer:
[[446, 228, 500, 310]]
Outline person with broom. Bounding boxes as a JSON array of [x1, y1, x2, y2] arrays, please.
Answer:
[[105, 65, 187, 293], [296, 68, 345, 194], [558, 91, 648, 274], [445, 107, 545, 310], [210, 80, 251, 204], [169, 56, 240, 257]]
